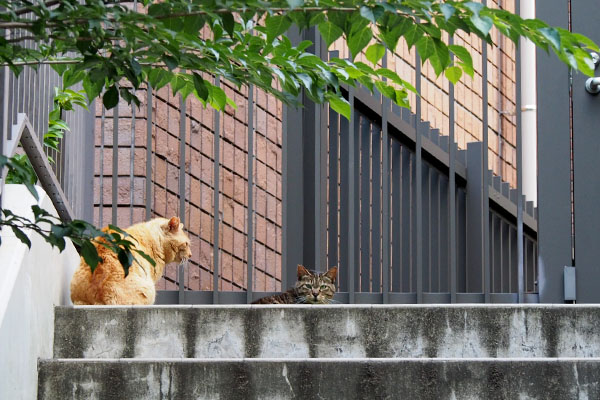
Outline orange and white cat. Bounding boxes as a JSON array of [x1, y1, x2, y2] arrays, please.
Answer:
[[70, 217, 192, 305]]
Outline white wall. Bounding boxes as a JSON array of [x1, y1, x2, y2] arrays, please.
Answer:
[[0, 185, 79, 400]]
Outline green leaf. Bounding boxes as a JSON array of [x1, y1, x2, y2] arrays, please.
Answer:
[[208, 85, 227, 110], [118, 249, 133, 277], [287, 0, 304, 9], [266, 15, 292, 42], [318, 21, 343, 48], [328, 95, 351, 120], [449, 44, 474, 77], [445, 66, 463, 84], [11, 226, 31, 249], [416, 36, 436, 63], [82, 75, 104, 101], [539, 27, 561, 50], [440, 4, 456, 21], [348, 27, 373, 61], [404, 24, 423, 49], [193, 73, 208, 101], [171, 74, 187, 96], [81, 240, 101, 273], [102, 85, 119, 109], [50, 63, 68, 76], [360, 5, 384, 24], [365, 43, 386, 66], [471, 15, 493, 36], [221, 12, 235, 37], [62, 69, 85, 89], [133, 249, 157, 267]]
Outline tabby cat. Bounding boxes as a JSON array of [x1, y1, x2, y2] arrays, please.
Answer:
[[252, 265, 337, 304], [70, 216, 192, 305]]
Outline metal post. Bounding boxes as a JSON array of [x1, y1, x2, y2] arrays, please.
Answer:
[[516, 0, 525, 303], [536, 0, 572, 303], [178, 94, 187, 304], [449, 37, 457, 303], [112, 101, 119, 225], [482, 0, 491, 303], [145, 86, 153, 220], [415, 54, 423, 303], [381, 54, 390, 303], [212, 77, 221, 304], [247, 85, 255, 303]]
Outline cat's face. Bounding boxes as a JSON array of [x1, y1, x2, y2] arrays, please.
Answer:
[[294, 265, 337, 304], [162, 217, 192, 263]]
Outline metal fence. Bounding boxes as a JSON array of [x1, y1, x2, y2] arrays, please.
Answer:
[[0, 10, 540, 304], [0, 55, 95, 222]]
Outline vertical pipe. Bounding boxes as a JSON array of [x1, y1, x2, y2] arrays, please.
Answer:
[[130, 94, 136, 224], [212, 77, 221, 304], [328, 108, 339, 272], [247, 85, 255, 303], [415, 54, 423, 303], [178, 94, 187, 304], [381, 52, 390, 302], [146, 86, 153, 220], [99, 107, 105, 226], [516, 0, 525, 302], [449, 36, 457, 303], [348, 88, 356, 303], [314, 34, 327, 272], [112, 102, 119, 225], [482, 0, 491, 303]]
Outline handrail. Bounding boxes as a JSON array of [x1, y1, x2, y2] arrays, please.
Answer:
[[0, 113, 75, 223]]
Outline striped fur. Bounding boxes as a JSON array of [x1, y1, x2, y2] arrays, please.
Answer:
[[252, 265, 337, 304]]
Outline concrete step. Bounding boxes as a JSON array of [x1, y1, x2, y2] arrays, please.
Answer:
[[38, 358, 600, 399], [54, 305, 600, 359]]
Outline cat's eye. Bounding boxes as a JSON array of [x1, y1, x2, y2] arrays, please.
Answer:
[[320, 285, 327, 289], [304, 284, 312, 289]]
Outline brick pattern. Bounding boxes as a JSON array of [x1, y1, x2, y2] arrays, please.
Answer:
[[94, 82, 283, 293], [331, 1, 518, 186]]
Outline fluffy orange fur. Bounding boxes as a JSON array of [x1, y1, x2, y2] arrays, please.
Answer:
[[70, 216, 192, 305]]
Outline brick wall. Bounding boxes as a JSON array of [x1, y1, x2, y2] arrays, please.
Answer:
[[94, 82, 283, 292]]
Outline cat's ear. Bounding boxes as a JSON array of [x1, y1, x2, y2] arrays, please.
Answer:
[[164, 217, 180, 233], [325, 266, 338, 282], [297, 265, 311, 279]]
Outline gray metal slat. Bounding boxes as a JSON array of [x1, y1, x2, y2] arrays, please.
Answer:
[[359, 114, 371, 293], [178, 94, 187, 303], [381, 53, 390, 302], [422, 162, 430, 293], [431, 169, 440, 293], [212, 77, 221, 303], [482, 0, 491, 303], [457, 188, 467, 293], [401, 146, 412, 293], [515, 0, 525, 302], [439, 174, 449, 293], [145, 86, 153, 220], [112, 103, 118, 225], [339, 109, 350, 293], [391, 139, 402, 293], [371, 122, 381, 292], [247, 85, 255, 303], [415, 54, 423, 302], [350, 88, 359, 299], [328, 107, 339, 271]]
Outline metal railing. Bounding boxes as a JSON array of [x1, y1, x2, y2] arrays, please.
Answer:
[[0, 62, 95, 223]]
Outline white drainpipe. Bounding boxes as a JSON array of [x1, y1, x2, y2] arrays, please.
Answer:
[[521, 0, 537, 205]]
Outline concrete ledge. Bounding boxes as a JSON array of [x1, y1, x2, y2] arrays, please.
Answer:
[[54, 305, 600, 359], [38, 358, 600, 399]]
